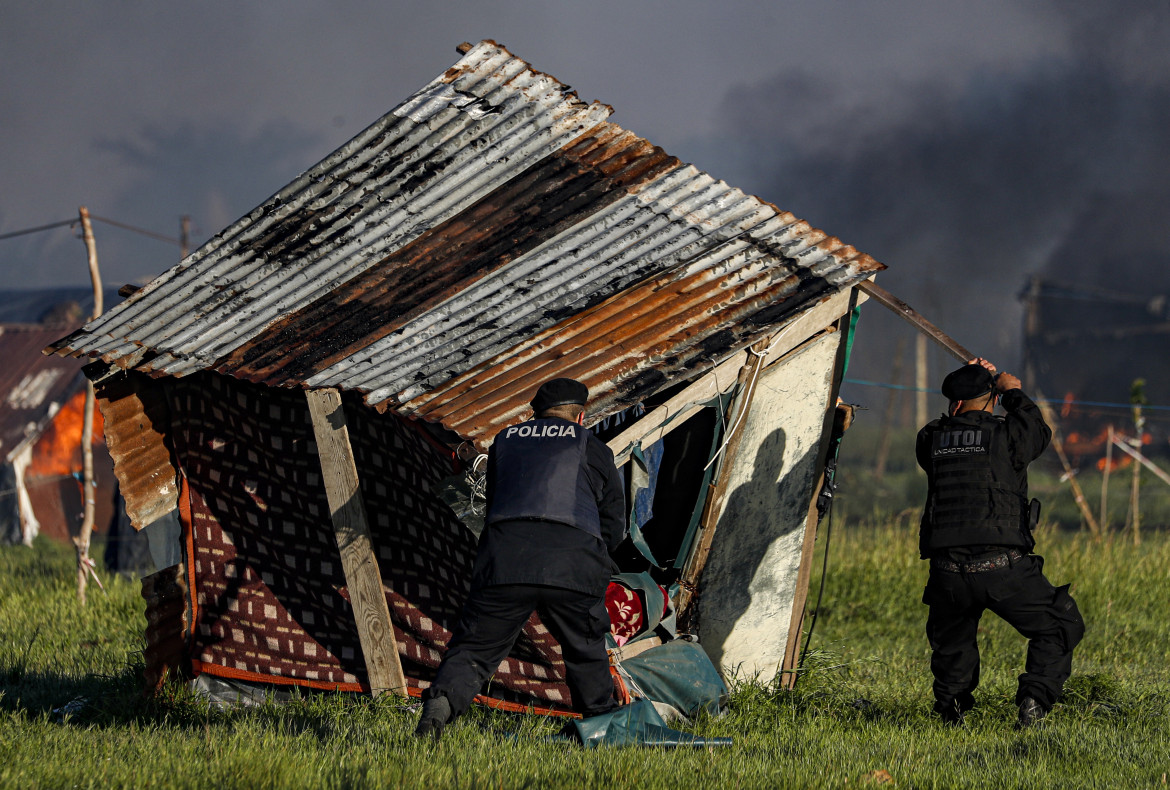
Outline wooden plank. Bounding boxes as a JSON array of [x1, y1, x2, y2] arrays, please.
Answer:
[[685, 330, 845, 677], [306, 388, 407, 697], [858, 279, 974, 362], [675, 339, 771, 618], [1111, 435, 1170, 488], [607, 288, 859, 467], [1034, 392, 1101, 537], [607, 349, 747, 466], [77, 206, 104, 605], [780, 298, 857, 686], [780, 478, 824, 688]]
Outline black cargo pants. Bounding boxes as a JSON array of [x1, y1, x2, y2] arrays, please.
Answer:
[[923, 554, 1084, 712], [424, 583, 617, 718]]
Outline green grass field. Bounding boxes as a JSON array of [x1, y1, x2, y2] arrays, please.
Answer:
[[2, 522, 1168, 788]]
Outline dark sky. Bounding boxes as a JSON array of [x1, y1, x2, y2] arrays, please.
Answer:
[[3, 1, 1168, 407]]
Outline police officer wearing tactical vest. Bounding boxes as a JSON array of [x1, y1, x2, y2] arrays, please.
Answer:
[[415, 378, 626, 739], [917, 358, 1084, 728]]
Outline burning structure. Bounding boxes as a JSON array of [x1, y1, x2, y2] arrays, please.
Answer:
[[48, 41, 885, 708], [0, 321, 116, 547], [1020, 189, 1170, 466], [1022, 278, 1169, 463]]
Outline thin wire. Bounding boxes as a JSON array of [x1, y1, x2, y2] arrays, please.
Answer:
[[0, 214, 182, 246], [703, 346, 767, 471], [0, 219, 76, 241], [90, 215, 182, 246]]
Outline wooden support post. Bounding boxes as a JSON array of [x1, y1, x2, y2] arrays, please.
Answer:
[[179, 215, 191, 260], [780, 476, 826, 689], [306, 388, 407, 697], [76, 206, 103, 605], [781, 304, 856, 687], [1128, 442, 1141, 545], [1100, 425, 1113, 531], [1035, 393, 1100, 538], [676, 339, 771, 618], [858, 280, 974, 360], [1129, 395, 1144, 546], [1021, 276, 1041, 393]]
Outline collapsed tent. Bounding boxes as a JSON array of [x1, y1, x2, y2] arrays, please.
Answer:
[[47, 40, 885, 714]]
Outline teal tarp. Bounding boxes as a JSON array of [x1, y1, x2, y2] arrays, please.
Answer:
[[570, 699, 732, 748], [619, 640, 728, 717]]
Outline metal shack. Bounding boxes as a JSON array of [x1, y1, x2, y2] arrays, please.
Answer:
[[48, 41, 884, 709], [1, 322, 116, 547]]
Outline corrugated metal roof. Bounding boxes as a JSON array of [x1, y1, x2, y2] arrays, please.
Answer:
[[49, 39, 883, 444], [2, 325, 86, 460]]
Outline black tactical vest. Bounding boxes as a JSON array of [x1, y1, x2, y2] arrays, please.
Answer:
[[485, 418, 602, 539], [922, 412, 1032, 551]]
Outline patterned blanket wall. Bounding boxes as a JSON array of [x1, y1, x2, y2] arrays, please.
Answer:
[[172, 373, 575, 710]]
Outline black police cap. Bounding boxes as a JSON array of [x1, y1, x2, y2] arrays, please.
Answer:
[[941, 364, 995, 401], [531, 378, 589, 412]]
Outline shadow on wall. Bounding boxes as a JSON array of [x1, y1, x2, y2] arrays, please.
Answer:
[[701, 427, 822, 673]]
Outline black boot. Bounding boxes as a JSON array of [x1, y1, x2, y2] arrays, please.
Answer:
[[935, 699, 965, 727], [1016, 696, 1047, 729], [414, 696, 452, 740]]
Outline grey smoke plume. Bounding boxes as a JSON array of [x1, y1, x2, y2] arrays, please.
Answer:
[[718, 1, 1170, 403]]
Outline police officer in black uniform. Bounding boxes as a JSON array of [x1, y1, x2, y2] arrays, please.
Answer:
[[917, 358, 1084, 728], [415, 378, 626, 738]]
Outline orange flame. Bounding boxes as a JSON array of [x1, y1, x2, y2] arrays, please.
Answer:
[[1096, 455, 1132, 472], [27, 389, 105, 478]]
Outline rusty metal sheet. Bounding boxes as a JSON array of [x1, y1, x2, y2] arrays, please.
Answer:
[[48, 39, 884, 447], [403, 250, 879, 445], [91, 367, 179, 531]]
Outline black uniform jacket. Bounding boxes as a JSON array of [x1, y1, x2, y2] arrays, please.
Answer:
[[470, 425, 626, 597], [915, 389, 1051, 560]]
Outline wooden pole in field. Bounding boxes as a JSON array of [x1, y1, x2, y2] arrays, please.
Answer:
[[1129, 405, 1143, 546], [858, 281, 974, 361], [676, 338, 770, 618], [179, 215, 191, 259], [1111, 435, 1170, 487], [1100, 425, 1113, 531], [1021, 276, 1041, 393], [306, 388, 407, 697], [76, 207, 103, 605], [856, 281, 1103, 538], [1035, 394, 1101, 537]]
